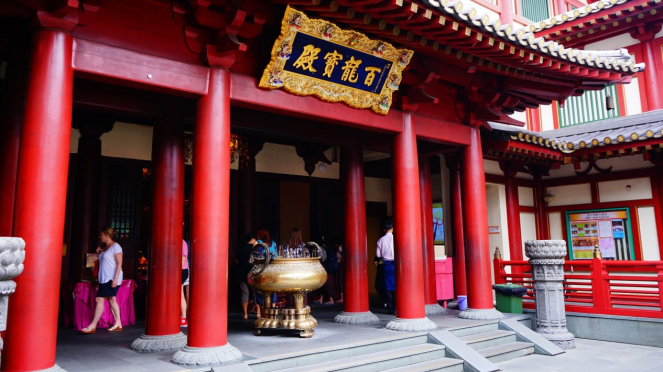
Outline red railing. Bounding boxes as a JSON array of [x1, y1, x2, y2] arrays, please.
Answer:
[[494, 256, 663, 318]]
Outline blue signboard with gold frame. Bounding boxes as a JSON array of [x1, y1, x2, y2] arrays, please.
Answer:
[[259, 6, 413, 115]]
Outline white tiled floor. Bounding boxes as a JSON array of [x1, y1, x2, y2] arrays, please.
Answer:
[[497, 338, 663, 372]]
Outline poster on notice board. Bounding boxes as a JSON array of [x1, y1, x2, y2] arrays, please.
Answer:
[[433, 202, 444, 245]]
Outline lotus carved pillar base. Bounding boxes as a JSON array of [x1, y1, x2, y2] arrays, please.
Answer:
[[525, 240, 576, 350], [0, 237, 25, 351], [334, 311, 380, 324]]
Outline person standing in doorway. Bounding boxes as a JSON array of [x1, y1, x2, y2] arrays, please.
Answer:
[[81, 227, 124, 333], [375, 221, 395, 315]]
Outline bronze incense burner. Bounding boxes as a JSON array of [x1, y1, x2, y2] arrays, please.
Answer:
[[247, 242, 326, 338]]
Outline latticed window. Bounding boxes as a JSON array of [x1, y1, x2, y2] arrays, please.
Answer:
[[520, 0, 550, 22], [109, 185, 138, 239], [557, 85, 621, 128]]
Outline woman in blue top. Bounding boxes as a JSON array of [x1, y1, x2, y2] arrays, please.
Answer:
[[256, 229, 278, 259]]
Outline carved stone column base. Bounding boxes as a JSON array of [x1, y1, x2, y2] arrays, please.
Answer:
[[424, 303, 447, 315], [458, 308, 504, 320], [32, 365, 68, 372], [540, 330, 576, 350], [171, 344, 242, 366], [385, 317, 437, 331], [334, 311, 380, 324], [131, 333, 187, 353]]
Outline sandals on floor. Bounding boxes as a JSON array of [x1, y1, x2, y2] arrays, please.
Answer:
[[80, 328, 96, 334], [107, 325, 123, 332]]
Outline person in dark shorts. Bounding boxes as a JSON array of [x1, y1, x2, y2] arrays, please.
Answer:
[[81, 227, 124, 333]]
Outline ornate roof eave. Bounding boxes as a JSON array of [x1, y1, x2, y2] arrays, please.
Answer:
[[419, 0, 643, 76], [489, 111, 663, 154], [529, 0, 663, 45]]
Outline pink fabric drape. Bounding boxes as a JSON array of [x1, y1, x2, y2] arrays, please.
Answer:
[[70, 280, 136, 330]]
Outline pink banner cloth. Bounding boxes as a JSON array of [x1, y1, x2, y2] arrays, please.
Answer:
[[72, 280, 137, 330]]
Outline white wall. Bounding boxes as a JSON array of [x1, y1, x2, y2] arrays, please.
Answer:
[[549, 211, 563, 240], [598, 177, 652, 202], [623, 76, 643, 116], [637, 206, 661, 261], [255, 143, 340, 179], [487, 183, 510, 286], [540, 104, 555, 131], [365, 177, 392, 216], [585, 34, 639, 50], [518, 186, 534, 207], [520, 212, 537, 259], [70, 122, 154, 161], [545, 155, 654, 179], [547, 183, 592, 206]]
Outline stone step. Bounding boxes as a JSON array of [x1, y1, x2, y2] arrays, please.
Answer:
[[380, 357, 465, 372], [478, 341, 535, 364], [248, 333, 430, 372], [447, 320, 499, 338], [458, 329, 517, 350], [272, 343, 447, 372]]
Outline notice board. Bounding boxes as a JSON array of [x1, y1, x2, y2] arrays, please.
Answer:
[[565, 208, 634, 260]]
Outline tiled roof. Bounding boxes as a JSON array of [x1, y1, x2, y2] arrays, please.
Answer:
[[420, 0, 643, 74], [529, 0, 631, 33], [489, 110, 663, 153]]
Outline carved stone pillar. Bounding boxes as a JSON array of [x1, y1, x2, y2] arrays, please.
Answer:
[[525, 240, 575, 350], [0, 237, 25, 351]]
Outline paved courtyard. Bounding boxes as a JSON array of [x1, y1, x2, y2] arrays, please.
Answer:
[[497, 338, 663, 372], [20, 304, 663, 372]]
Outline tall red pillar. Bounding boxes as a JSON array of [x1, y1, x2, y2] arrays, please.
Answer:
[[641, 39, 663, 112], [459, 127, 503, 320], [504, 175, 523, 261], [419, 156, 446, 315], [171, 68, 241, 365], [68, 118, 113, 283], [387, 113, 437, 331], [447, 155, 468, 297], [499, 0, 514, 27], [334, 141, 379, 324], [0, 56, 26, 236], [132, 116, 186, 352], [2, 29, 74, 372]]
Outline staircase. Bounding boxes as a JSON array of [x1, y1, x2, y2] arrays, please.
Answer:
[[246, 333, 464, 372], [243, 318, 540, 372], [448, 319, 536, 365]]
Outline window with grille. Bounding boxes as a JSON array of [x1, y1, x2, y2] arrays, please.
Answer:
[[109, 185, 138, 239], [520, 0, 550, 22], [557, 85, 621, 128]]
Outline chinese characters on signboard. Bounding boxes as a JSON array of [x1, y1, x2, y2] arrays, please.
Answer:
[[566, 209, 633, 260], [259, 6, 413, 114]]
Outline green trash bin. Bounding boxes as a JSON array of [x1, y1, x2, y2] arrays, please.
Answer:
[[492, 284, 527, 314]]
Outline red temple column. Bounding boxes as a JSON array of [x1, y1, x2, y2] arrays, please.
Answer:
[[499, 0, 514, 26], [504, 173, 523, 261], [419, 156, 446, 315], [459, 127, 503, 320], [447, 155, 468, 297], [641, 39, 663, 112], [171, 68, 241, 366], [238, 141, 264, 238], [132, 115, 186, 352], [386, 113, 437, 331], [68, 118, 114, 283], [555, 0, 568, 15], [334, 140, 379, 324], [2, 29, 74, 372], [0, 54, 26, 236]]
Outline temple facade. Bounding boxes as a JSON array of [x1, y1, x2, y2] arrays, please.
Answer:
[[0, 0, 660, 371]]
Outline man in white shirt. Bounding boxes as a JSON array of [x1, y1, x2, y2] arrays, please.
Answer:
[[374, 221, 395, 315]]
